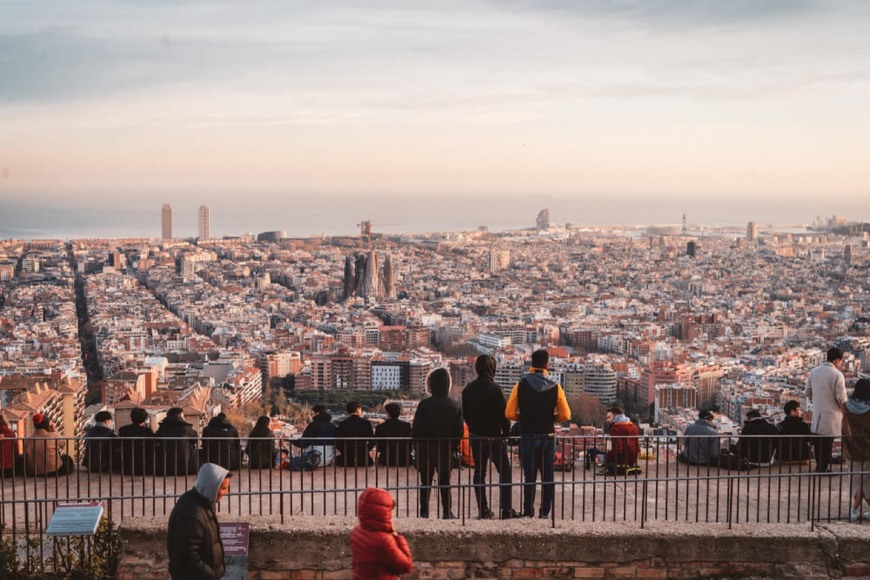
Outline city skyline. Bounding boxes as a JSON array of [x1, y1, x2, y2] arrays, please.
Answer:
[[1, 1, 870, 220]]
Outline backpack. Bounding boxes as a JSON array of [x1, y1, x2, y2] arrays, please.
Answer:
[[289, 449, 322, 471]]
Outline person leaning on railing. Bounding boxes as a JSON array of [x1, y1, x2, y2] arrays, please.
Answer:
[[24, 413, 74, 477], [841, 378, 870, 521]]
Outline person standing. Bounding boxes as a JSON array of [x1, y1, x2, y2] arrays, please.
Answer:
[[166, 463, 232, 579], [412, 368, 463, 519], [462, 354, 517, 519], [118, 407, 155, 475], [335, 402, 375, 467], [807, 347, 848, 473], [350, 487, 414, 579], [375, 403, 412, 467], [505, 349, 571, 518], [842, 378, 870, 521], [82, 410, 120, 473]]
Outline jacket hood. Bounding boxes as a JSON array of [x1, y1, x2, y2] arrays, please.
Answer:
[[207, 416, 227, 428], [847, 399, 870, 415], [357, 487, 394, 532], [194, 462, 230, 503], [523, 371, 558, 393], [161, 414, 190, 427], [475, 356, 496, 380]]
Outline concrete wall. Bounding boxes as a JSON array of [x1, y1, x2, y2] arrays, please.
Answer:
[[117, 516, 870, 579]]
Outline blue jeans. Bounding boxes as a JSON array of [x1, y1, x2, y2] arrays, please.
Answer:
[[520, 435, 555, 517]]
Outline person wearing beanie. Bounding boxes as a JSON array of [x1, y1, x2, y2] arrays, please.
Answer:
[[167, 462, 232, 579], [82, 410, 120, 473], [505, 349, 571, 518], [462, 355, 517, 519], [350, 487, 413, 579], [375, 403, 412, 467], [119, 407, 155, 475], [24, 413, 74, 476], [411, 368, 463, 518]]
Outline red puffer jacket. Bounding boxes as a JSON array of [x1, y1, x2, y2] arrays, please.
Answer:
[[350, 488, 413, 580]]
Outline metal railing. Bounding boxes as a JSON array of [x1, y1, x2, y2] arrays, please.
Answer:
[[1, 433, 868, 542]]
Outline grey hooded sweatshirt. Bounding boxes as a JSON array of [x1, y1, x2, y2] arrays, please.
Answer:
[[167, 462, 229, 579]]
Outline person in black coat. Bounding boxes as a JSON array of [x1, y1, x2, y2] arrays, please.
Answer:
[[375, 403, 412, 467], [293, 405, 338, 466], [201, 413, 242, 470], [247, 415, 275, 469], [735, 410, 780, 465], [119, 407, 155, 475], [82, 411, 120, 473], [167, 463, 231, 579], [777, 401, 813, 462], [155, 407, 199, 476], [335, 402, 375, 467], [462, 355, 516, 519], [412, 368, 463, 519]]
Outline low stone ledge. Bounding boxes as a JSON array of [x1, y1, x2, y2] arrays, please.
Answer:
[[117, 516, 870, 579]]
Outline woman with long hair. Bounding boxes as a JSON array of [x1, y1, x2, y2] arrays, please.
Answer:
[[247, 416, 275, 469], [842, 378, 870, 520]]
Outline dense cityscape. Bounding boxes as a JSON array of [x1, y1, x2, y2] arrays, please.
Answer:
[[1, 206, 869, 448]]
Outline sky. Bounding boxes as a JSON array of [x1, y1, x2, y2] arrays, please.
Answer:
[[1, 1, 870, 236]]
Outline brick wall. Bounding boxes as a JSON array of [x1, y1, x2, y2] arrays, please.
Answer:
[[117, 516, 870, 579]]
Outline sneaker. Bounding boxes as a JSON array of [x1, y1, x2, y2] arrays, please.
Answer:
[[479, 509, 494, 520], [851, 508, 870, 521], [500, 509, 521, 520], [442, 512, 458, 520]]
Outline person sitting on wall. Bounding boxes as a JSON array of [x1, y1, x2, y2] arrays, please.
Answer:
[[776, 401, 812, 464], [155, 407, 199, 476], [604, 407, 641, 475], [734, 409, 780, 466], [119, 407, 155, 476], [336, 402, 375, 467], [678, 410, 720, 466], [375, 403, 413, 467], [24, 413, 74, 477], [82, 410, 121, 473], [201, 412, 242, 471], [292, 404, 337, 466]]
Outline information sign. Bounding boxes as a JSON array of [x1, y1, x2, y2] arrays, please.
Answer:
[[46, 502, 104, 536]]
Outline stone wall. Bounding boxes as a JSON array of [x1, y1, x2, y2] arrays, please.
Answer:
[[117, 516, 870, 579]]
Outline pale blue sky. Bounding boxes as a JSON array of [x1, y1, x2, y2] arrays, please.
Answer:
[[1, 1, 869, 225]]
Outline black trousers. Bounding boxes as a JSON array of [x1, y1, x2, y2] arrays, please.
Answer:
[[417, 447, 452, 517], [814, 436, 834, 472], [470, 435, 512, 515]]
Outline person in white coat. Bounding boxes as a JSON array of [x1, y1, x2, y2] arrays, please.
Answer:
[[807, 347, 847, 473]]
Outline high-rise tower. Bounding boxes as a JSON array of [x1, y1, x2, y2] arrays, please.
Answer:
[[747, 221, 757, 242], [161, 204, 172, 240], [198, 205, 210, 241]]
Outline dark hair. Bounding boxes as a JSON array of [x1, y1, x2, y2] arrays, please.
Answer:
[[250, 415, 272, 437], [94, 411, 113, 423], [606, 407, 624, 416], [33, 413, 52, 431], [167, 407, 184, 417], [531, 349, 549, 370], [427, 368, 451, 396], [312, 404, 327, 414], [746, 409, 762, 420], [827, 347, 844, 363], [346, 401, 361, 414], [130, 408, 148, 425], [475, 355, 496, 379], [783, 400, 801, 415], [852, 379, 870, 402], [385, 403, 402, 419], [699, 409, 714, 421]]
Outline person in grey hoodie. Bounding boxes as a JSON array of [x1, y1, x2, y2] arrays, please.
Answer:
[[167, 463, 232, 579]]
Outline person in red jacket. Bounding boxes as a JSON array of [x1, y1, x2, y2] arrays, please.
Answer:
[[605, 407, 640, 474], [350, 487, 413, 580]]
